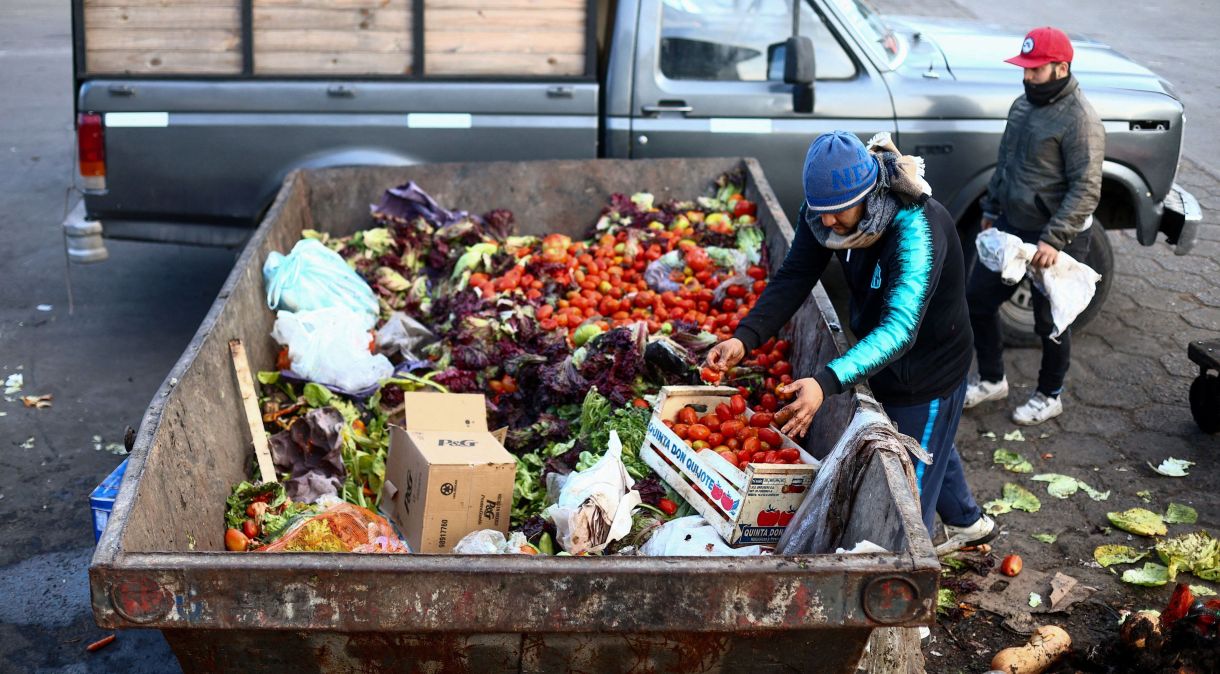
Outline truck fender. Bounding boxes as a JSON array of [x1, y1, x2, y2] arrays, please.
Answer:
[[1100, 160, 1161, 245], [256, 147, 418, 222]]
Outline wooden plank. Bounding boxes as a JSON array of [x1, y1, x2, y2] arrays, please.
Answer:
[[84, 0, 235, 7], [424, 51, 582, 75], [252, 7, 409, 30], [86, 27, 240, 52], [427, 0, 584, 7], [255, 29, 409, 52], [84, 6, 240, 29], [424, 8, 584, 31], [85, 50, 242, 74], [255, 0, 405, 6], [254, 51, 411, 74], [228, 340, 276, 485], [426, 30, 581, 54]]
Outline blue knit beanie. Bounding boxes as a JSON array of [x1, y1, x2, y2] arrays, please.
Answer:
[[802, 131, 878, 214]]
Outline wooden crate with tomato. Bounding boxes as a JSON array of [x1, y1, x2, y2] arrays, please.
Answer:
[[640, 386, 820, 545]]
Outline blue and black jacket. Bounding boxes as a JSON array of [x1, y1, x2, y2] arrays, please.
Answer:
[[734, 197, 972, 406]]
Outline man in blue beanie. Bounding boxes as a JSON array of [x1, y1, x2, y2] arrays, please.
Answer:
[[706, 130, 994, 552]]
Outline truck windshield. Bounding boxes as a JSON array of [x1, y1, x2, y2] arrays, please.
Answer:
[[827, 0, 902, 68]]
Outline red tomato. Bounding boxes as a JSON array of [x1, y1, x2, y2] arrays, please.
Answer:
[[715, 449, 737, 467], [762, 450, 779, 464], [691, 440, 710, 450], [715, 403, 733, 422], [673, 423, 691, 440], [758, 428, 783, 447], [700, 366, 723, 383], [688, 424, 711, 442], [774, 339, 790, 354], [760, 393, 778, 411], [658, 498, 679, 516], [677, 407, 698, 425], [729, 394, 747, 415], [779, 448, 800, 463], [225, 528, 249, 552], [742, 437, 761, 456], [732, 199, 757, 218], [243, 519, 260, 539], [720, 420, 743, 439], [770, 361, 792, 377], [707, 433, 725, 448], [726, 438, 741, 450], [750, 413, 774, 428], [746, 266, 767, 280]]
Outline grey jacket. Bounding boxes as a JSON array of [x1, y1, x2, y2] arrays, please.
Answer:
[[980, 76, 1105, 250]]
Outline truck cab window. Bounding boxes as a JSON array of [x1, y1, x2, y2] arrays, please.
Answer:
[[659, 0, 856, 82]]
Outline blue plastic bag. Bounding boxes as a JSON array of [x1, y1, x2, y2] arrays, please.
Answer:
[[264, 239, 379, 319]]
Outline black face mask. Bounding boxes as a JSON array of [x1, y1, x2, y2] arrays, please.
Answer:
[[1025, 73, 1071, 106]]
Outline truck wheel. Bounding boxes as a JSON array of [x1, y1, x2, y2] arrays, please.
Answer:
[[1000, 224, 1114, 347], [1191, 373, 1220, 434]]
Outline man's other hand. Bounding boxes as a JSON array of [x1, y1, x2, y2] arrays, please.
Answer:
[[1031, 241, 1059, 268], [705, 337, 745, 373], [980, 216, 994, 231]]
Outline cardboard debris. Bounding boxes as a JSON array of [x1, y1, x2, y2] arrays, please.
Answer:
[[21, 394, 52, 409], [962, 567, 1096, 632]]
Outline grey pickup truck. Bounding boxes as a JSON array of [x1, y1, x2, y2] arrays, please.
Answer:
[[68, 0, 1201, 340]]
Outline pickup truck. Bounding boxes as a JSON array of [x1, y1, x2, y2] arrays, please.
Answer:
[[67, 0, 1201, 341]]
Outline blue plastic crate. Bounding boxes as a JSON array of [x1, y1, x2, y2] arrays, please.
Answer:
[[90, 458, 128, 543]]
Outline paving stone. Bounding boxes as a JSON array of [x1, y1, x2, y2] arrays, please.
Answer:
[[1145, 271, 1211, 295], [1131, 403, 1200, 436], [1113, 431, 1205, 464], [1113, 254, 1163, 278], [1102, 328, 1169, 358], [1115, 307, 1192, 335], [1183, 307, 1220, 331], [1156, 251, 1219, 273], [1160, 351, 1199, 379], [1193, 286, 1220, 308], [1130, 289, 1199, 312], [1054, 406, 1134, 438], [1069, 371, 1150, 409]]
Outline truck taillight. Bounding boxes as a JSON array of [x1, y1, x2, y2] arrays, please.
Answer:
[[77, 112, 106, 191]]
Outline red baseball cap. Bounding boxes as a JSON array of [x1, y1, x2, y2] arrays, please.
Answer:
[[1005, 27, 1074, 68]]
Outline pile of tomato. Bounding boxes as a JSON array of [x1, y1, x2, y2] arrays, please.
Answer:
[[661, 392, 803, 468], [466, 198, 767, 348]]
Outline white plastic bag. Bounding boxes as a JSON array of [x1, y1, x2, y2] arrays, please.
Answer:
[[375, 311, 436, 360], [271, 306, 394, 391], [453, 530, 532, 554], [639, 516, 766, 556], [976, 228, 1102, 340], [543, 430, 642, 555], [264, 239, 379, 320]]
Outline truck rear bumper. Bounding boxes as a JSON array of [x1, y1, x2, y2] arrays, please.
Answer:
[[64, 200, 252, 263], [1160, 182, 1203, 256]]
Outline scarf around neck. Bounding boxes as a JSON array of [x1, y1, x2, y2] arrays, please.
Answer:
[[808, 133, 932, 250]]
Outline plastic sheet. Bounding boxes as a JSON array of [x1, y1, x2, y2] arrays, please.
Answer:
[[271, 306, 394, 391], [976, 228, 1102, 340], [257, 502, 408, 553], [639, 516, 767, 556]]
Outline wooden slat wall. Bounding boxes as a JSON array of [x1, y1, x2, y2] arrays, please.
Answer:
[[83, 0, 243, 75], [252, 0, 413, 75], [424, 0, 587, 76]]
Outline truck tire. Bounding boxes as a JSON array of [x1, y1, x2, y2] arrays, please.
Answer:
[[999, 223, 1114, 347]]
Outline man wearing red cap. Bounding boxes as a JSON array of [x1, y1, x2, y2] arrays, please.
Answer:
[[965, 26, 1105, 425]]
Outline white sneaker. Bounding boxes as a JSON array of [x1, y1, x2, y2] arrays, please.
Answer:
[[935, 514, 999, 555], [964, 375, 1008, 409], [1012, 392, 1063, 426]]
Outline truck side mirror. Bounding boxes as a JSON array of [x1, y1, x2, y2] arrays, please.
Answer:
[[768, 37, 816, 113]]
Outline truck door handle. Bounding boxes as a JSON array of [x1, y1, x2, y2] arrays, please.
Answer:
[[327, 85, 355, 98], [642, 101, 693, 116], [108, 84, 135, 97]]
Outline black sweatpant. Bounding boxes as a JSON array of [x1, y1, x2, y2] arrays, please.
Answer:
[[967, 216, 1092, 397]]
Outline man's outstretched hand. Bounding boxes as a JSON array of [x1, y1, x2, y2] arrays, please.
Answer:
[[705, 337, 745, 373], [776, 378, 824, 439]]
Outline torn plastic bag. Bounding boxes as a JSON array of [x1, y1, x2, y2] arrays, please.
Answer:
[[371, 180, 471, 227], [644, 250, 684, 293], [775, 407, 929, 555], [639, 516, 767, 556], [713, 274, 754, 305], [706, 246, 748, 274], [271, 306, 394, 391], [256, 502, 408, 553], [376, 311, 437, 361], [543, 430, 642, 555], [453, 530, 534, 554], [976, 228, 1102, 340], [264, 239, 379, 320]]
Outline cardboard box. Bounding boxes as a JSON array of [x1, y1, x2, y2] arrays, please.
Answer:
[[380, 393, 516, 553], [91, 458, 128, 543], [641, 386, 820, 545]]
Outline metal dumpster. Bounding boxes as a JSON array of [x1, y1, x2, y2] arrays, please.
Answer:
[[90, 158, 939, 673]]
